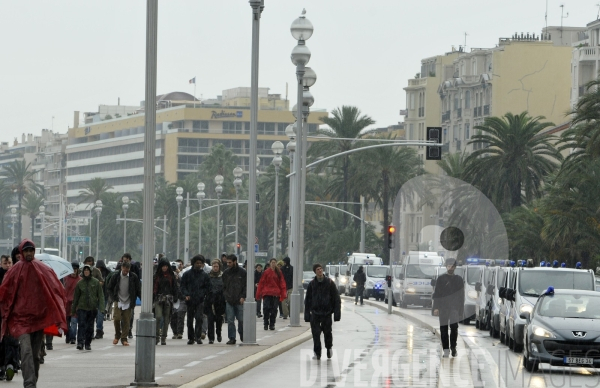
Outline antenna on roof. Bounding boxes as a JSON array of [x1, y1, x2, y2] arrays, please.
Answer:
[[545, 0, 548, 30], [464, 32, 468, 51], [597, 3, 600, 20], [560, 4, 569, 38]]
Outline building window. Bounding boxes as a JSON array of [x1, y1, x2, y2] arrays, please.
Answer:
[[409, 124, 414, 140], [193, 120, 209, 133], [465, 91, 471, 109], [465, 123, 470, 139]]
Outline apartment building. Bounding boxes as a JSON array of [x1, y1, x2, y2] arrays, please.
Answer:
[[66, 88, 326, 209], [570, 19, 600, 108]]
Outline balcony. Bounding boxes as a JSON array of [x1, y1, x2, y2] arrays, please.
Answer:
[[456, 108, 462, 118], [578, 47, 599, 62], [407, 78, 427, 87], [442, 111, 450, 122], [483, 105, 490, 116]]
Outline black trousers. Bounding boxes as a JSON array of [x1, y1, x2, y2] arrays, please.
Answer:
[[355, 285, 364, 304], [439, 309, 459, 349], [310, 314, 333, 356], [77, 309, 96, 346], [206, 306, 223, 341], [186, 302, 204, 341], [262, 296, 279, 327]]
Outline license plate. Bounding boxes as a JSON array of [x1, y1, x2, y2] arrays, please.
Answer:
[[564, 357, 593, 365], [420, 297, 430, 300]]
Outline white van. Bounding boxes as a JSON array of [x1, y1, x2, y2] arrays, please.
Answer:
[[364, 265, 388, 301], [35, 247, 61, 256], [397, 251, 444, 308], [345, 253, 383, 296]]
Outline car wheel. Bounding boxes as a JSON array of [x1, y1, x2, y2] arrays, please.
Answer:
[[500, 330, 505, 344], [475, 319, 480, 329], [400, 297, 407, 309], [524, 342, 539, 372], [513, 341, 523, 353], [462, 318, 470, 325], [392, 295, 397, 307]]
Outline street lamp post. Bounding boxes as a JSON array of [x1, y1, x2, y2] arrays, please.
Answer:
[[271, 141, 284, 257], [67, 204, 76, 261], [176, 187, 183, 262], [233, 167, 243, 255], [184, 193, 191, 264], [215, 175, 224, 260], [244, 0, 264, 346], [122, 196, 129, 253], [196, 183, 205, 255], [94, 200, 102, 259], [286, 124, 296, 260], [289, 9, 314, 327], [39, 205, 45, 251]]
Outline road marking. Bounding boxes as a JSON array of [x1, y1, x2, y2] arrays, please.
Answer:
[[202, 355, 217, 360], [164, 369, 185, 375], [184, 361, 202, 367], [216, 350, 231, 355]]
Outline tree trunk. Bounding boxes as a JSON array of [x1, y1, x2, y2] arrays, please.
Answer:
[[17, 192, 23, 242]]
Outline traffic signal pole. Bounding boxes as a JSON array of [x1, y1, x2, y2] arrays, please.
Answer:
[[387, 224, 395, 314]]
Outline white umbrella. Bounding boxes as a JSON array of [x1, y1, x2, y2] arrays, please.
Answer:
[[36, 253, 74, 280]]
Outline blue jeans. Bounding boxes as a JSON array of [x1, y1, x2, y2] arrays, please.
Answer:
[[96, 309, 104, 331], [225, 303, 244, 341], [68, 316, 78, 342]]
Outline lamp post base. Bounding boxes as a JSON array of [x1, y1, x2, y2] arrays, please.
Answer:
[[242, 302, 258, 345], [131, 313, 158, 387], [289, 292, 302, 327], [298, 288, 305, 313]]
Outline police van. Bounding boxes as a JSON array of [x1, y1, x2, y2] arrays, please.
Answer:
[[397, 251, 444, 308], [344, 253, 383, 296]]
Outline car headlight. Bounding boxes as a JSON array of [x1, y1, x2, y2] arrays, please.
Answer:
[[532, 324, 555, 338], [394, 282, 401, 289], [340, 277, 347, 284], [367, 280, 374, 287], [352, 281, 357, 287], [497, 297, 503, 305], [467, 290, 478, 300], [406, 287, 416, 294], [519, 304, 533, 314]]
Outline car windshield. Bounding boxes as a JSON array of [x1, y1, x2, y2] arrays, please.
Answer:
[[453, 267, 465, 278], [366, 266, 387, 278], [339, 265, 347, 275], [405, 264, 437, 280], [303, 271, 313, 280], [538, 294, 600, 318], [466, 267, 480, 285], [497, 269, 506, 287], [519, 271, 594, 297]]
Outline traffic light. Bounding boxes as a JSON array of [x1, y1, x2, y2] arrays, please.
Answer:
[[387, 225, 396, 249], [426, 126, 442, 160], [236, 243, 241, 254]]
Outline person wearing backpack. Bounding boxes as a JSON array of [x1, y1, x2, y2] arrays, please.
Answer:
[[204, 259, 225, 344]]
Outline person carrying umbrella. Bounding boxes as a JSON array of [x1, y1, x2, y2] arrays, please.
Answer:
[[0, 239, 67, 387]]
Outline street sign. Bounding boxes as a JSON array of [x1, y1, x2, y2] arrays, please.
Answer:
[[254, 244, 259, 253], [255, 252, 267, 257], [67, 236, 90, 244]]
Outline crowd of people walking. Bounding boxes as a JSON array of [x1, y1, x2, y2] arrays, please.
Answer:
[[0, 238, 345, 387]]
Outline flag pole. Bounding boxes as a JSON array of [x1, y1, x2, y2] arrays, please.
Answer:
[[193, 79, 196, 108]]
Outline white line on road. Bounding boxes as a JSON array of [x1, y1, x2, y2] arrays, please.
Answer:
[[202, 355, 217, 360], [184, 361, 203, 367], [216, 350, 231, 355], [164, 369, 185, 375]]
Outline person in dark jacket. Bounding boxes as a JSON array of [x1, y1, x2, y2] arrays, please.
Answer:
[[108, 261, 141, 346], [204, 259, 226, 344], [180, 255, 210, 345], [254, 264, 264, 318], [95, 259, 111, 325], [432, 258, 465, 358], [71, 265, 104, 350], [281, 257, 293, 319], [304, 263, 341, 360], [222, 254, 247, 345], [353, 266, 367, 305], [63, 261, 81, 345], [153, 259, 179, 345]]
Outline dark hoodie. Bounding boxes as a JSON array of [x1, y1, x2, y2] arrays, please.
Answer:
[[204, 260, 225, 315], [72, 264, 104, 314]]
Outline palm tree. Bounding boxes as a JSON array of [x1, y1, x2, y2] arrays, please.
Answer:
[[309, 106, 375, 225], [437, 152, 471, 181], [350, 136, 423, 263], [78, 178, 113, 208], [564, 78, 600, 158], [464, 112, 562, 214], [3, 160, 37, 241], [0, 180, 11, 239], [22, 193, 45, 243]]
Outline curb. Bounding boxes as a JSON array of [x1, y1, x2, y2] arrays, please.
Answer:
[[179, 329, 312, 388]]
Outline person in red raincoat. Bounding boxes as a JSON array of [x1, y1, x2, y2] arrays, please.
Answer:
[[0, 239, 67, 388], [256, 258, 287, 331]]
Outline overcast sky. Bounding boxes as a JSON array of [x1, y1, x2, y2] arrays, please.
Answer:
[[0, 0, 597, 143]]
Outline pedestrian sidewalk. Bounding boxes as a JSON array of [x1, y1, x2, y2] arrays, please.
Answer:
[[341, 296, 479, 388]]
